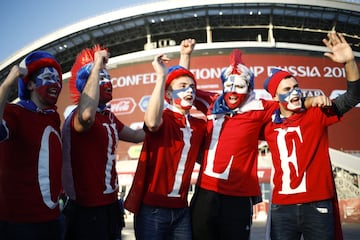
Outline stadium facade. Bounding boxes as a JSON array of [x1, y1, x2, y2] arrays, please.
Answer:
[[1, 0, 360, 222]]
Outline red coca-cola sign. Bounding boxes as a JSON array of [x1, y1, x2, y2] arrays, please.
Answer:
[[110, 97, 136, 115]]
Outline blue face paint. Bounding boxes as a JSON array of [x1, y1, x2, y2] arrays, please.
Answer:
[[35, 67, 61, 87], [172, 85, 196, 111], [99, 69, 111, 85], [279, 88, 302, 111], [34, 67, 62, 105]]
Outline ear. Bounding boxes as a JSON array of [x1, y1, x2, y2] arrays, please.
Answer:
[[26, 81, 36, 91], [165, 89, 172, 102]]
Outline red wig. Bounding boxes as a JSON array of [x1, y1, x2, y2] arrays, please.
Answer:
[[69, 44, 108, 103]]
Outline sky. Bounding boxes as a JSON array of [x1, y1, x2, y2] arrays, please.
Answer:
[[0, 0, 157, 63]]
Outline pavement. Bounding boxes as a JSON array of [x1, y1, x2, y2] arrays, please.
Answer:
[[121, 214, 360, 239]]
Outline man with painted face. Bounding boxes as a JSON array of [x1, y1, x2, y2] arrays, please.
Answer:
[[263, 32, 360, 240], [175, 38, 332, 240], [188, 48, 281, 240], [0, 51, 63, 240], [61, 45, 144, 240], [124, 53, 206, 240]]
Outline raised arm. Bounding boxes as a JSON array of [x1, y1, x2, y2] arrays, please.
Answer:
[[0, 66, 26, 122], [144, 54, 169, 132], [177, 38, 219, 113], [73, 50, 108, 132], [0, 66, 27, 141], [323, 32, 360, 115], [179, 38, 196, 69], [323, 32, 359, 82]]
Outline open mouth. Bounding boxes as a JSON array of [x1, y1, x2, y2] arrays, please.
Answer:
[[48, 88, 59, 97], [184, 95, 193, 101], [228, 95, 238, 103], [289, 96, 300, 103]]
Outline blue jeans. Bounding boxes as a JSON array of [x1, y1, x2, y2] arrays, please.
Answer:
[[135, 204, 192, 240], [271, 200, 334, 240]]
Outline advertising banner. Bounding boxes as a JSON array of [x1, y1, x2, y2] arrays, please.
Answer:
[[58, 50, 360, 160]]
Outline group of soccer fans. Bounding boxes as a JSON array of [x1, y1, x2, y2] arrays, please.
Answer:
[[0, 31, 359, 240]]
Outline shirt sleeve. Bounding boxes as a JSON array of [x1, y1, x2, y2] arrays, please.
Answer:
[[333, 79, 360, 116]]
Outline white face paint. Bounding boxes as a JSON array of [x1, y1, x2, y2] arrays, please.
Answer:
[[35, 67, 60, 87], [99, 69, 113, 104], [99, 69, 111, 85], [279, 88, 302, 111], [223, 75, 249, 94], [172, 85, 195, 111]]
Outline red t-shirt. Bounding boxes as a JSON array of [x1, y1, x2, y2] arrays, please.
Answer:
[[0, 104, 62, 222], [264, 107, 340, 204], [62, 109, 124, 207], [125, 108, 206, 213], [197, 99, 278, 196]]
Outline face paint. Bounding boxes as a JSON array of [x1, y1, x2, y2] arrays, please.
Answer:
[[279, 88, 302, 111], [223, 75, 249, 109], [34, 67, 62, 105], [223, 75, 249, 94], [99, 69, 113, 103], [172, 85, 195, 111], [224, 92, 248, 109]]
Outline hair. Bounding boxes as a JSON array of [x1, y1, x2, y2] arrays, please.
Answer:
[[69, 44, 108, 103], [220, 49, 254, 90]]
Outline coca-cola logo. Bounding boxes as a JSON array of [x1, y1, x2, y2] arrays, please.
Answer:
[[110, 97, 136, 115]]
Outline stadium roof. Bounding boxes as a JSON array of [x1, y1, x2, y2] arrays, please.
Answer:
[[1, 0, 360, 101]]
